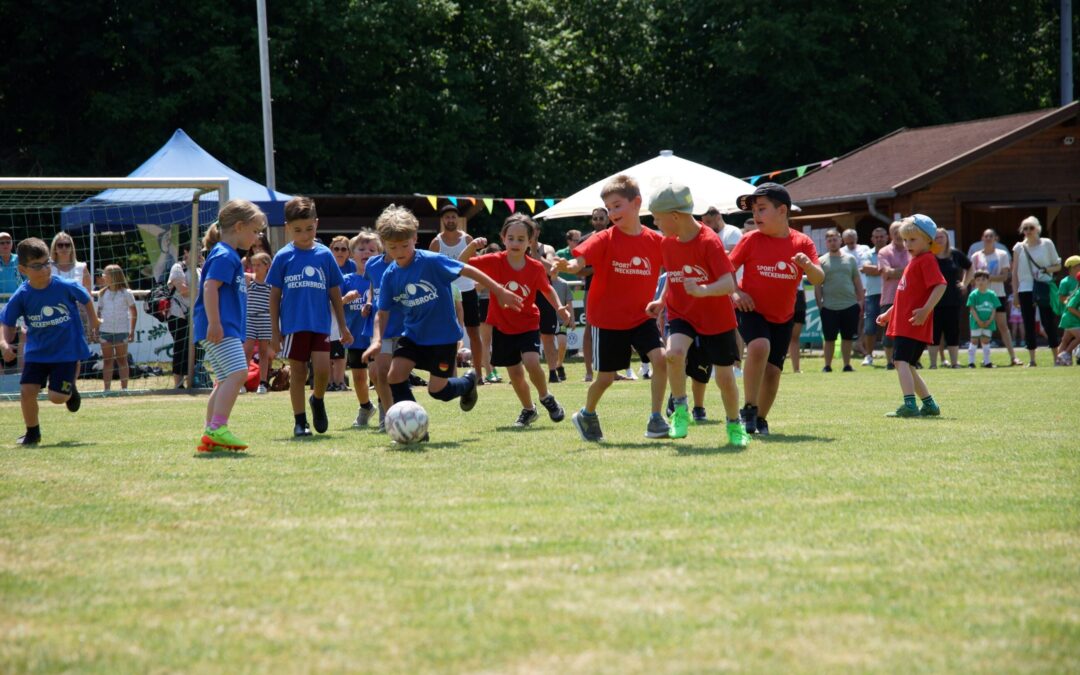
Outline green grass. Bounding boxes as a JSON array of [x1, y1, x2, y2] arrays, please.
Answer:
[[1, 354, 1076, 673]]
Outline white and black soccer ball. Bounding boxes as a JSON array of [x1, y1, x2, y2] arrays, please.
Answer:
[[385, 401, 429, 444]]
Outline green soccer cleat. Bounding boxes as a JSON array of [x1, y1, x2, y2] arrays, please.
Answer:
[[726, 421, 751, 448], [669, 404, 690, 439], [886, 404, 921, 418], [198, 425, 248, 452], [920, 401, 941, 417]]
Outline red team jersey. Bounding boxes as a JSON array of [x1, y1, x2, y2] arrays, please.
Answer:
[[468, 252, 551, 335], [573, 226, 664, 330], [662, 224, 737, 334], [729, 229, 820, 324], [886, 251, 946, 343]]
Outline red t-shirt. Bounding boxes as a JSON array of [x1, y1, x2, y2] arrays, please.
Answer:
[[662, 224, 737, 335], [469, 252, 551, 334], [729, 229, 819, 324], [887, 251, 946, 343], [573, 225, 663, 330]]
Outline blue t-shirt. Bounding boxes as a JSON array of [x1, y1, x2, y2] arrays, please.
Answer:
[[364, 254, 404, 340], [0, 254, 21, 296], [194, 242, 247, 343], [340, 259, 357, 275], [267, 242, 344, 335], [341, 272, 371, 341], [0, 276, 91, 363], [378, 249, 464, 345]]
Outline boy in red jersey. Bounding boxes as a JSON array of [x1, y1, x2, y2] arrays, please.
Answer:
[[876, 215, 946, 417], [646, 182, 750, 448], [460, 213, 571, 427], [553, 175, 668, 442], [730, 183, 824, 435]]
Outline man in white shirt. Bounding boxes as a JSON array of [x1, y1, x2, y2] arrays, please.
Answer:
[[842, 229, 873, 353]]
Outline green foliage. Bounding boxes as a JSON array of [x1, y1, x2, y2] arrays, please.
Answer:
[[0, 0, 1074, 196]]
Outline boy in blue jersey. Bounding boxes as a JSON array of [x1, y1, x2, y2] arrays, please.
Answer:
[[342, 230, 381, 428], [362, 237, 404, 433], [268, 197, 352, 437], [193, 200, 267, 452], [0, 238, 101, 445], [361, 206, 524, 425]]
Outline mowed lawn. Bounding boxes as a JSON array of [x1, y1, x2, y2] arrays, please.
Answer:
[[1, 355, 1076, 673]]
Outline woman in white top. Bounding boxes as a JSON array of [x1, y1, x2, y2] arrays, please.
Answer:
[[50, 233, 94, 379], [969, 229, 1022, 365], [97, 265, 137, 390], [1010, 216, 1062, 366]]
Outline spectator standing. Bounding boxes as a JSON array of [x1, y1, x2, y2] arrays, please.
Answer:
[[1011, 216, 1061, 366], [816, 229, 864, 372], [860, 227, 888, 365], [842, 229, 873, 352], [970, 229, 1023, 366], [928, 228, 972, 368], [877, 221, 910, 369], [430, 204, 487, 383], [0, 231, 20, 298], [168, 248, 199, 387]]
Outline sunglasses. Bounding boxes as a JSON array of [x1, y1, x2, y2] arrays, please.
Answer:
[[331, 247, 349, 252], [1021, 227, 1035, 232], [23, 260, 52, 271], [55, 241, 73, 248]]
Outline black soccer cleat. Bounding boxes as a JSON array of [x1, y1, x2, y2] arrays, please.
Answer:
[[460, 371, 479, 412], [294, 422, 312, 437], [16, 433, 40, 446], [309, 395, 328, 434], [65, 387, 81, 413]]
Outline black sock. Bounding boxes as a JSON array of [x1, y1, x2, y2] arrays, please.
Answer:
[[24, 425, 41, 439], [360, 401, 374, 410], [390, 381, 415, 403], [294, 413, 308, 426], [430, 376, 469, 401]]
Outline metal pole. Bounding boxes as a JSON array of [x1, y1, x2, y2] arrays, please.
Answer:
[[186, 198, 200, 389], [1065, 0, 1075, 104], [88, 222, 95, 292], [257, 0, 277, 190]]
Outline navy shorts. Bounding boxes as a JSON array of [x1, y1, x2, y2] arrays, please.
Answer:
[[490, 328, 541, 367], [736, 310, 794, 369], [21, 361, 78, 395], [394, 336, 457, 378]]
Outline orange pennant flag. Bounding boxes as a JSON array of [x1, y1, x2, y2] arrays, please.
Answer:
[[768, 170, 782, 179]]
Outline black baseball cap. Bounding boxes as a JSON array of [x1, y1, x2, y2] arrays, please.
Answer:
[[736, 182, 792, 211], [438, 203, 460, 216]]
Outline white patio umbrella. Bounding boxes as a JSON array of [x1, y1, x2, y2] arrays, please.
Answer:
[[535, 150, 756, 220]]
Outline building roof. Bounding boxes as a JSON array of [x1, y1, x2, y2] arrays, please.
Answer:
[[786, 102, 1079, 206]]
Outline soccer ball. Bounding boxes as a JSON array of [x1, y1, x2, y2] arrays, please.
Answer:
[[385, 401, 429, 444]]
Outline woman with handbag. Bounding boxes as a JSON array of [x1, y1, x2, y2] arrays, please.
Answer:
[[1011, 216, 1061, 366]]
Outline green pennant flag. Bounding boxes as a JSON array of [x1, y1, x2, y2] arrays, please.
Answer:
[[796, 165, 808, 177], [483, 198, 494, 213]]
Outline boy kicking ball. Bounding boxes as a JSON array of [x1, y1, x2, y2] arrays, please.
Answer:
[[0, 237, 100, 445], [646, 181, 750, 448], [876, 215, 946, 418]]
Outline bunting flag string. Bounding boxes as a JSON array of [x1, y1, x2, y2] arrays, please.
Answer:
[[421, 194, 562, 215], [740, 157, 837, 184]]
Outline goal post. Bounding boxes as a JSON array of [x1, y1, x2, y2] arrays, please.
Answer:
[[0, 177, 228, 394]]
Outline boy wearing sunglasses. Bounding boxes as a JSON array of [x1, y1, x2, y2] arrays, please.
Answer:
[[0, 238, 101, 445]]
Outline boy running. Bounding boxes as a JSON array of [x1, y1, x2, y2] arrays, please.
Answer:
[[553, 174, 669, 442], [341, 231, 381, 427]]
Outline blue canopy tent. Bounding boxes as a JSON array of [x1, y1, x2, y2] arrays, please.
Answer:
[[61, 129, 292, 230]]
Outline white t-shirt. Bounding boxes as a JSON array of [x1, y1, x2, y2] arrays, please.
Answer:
[[845, 243, 873, 288], [719, 224, 743, 252], [168, 262, 200, 318], [98, 288, 136, 334], [969, 248, 1011, 296], [1012, 239, 1060, 292], [52, 261, 87, 285]]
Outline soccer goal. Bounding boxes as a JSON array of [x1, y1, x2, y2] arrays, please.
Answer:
[[0, 178, 228, 394]]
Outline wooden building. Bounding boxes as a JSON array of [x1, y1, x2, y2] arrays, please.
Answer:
[[785, 102, 1080, 254]]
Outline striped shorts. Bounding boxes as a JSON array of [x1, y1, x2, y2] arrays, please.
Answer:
[[246, 312, 273, 341], [201, 336, 248, 381]]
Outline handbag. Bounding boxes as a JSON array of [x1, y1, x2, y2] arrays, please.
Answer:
[[1022, 245, 1061, 313]]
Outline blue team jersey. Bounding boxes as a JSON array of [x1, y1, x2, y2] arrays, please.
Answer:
[[267, 242, 344, 335], [364, 254, 404, 339], [339, 259, 357, 275], [194, 243, 247, 343], [0, 276, 91, 363], [378, 249, 464, 345], [341, 272, 371, 340]]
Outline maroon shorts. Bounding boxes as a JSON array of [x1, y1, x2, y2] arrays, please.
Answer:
[[282, 331, 330, 361]]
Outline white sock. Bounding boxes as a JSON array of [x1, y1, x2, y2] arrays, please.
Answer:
[[968, 343, 976, 364], [982, 344, 991, 364]]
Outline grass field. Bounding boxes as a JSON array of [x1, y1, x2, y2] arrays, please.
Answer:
[[1, 354, 1076, 673]]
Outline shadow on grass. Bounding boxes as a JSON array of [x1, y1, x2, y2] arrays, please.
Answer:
[[27, 440, 91, 449], [674, 444, 747, 456], [193, 450, 250, 460], [753, 433, 835, 444]]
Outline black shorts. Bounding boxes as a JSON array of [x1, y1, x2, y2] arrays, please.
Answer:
[[820, 304, 860, 341], [478, 296, 490, 323], [490, 328, 541, 367], [736, 310, 794, 369], [329, 339, 345, 360], [669, 319, 738, 383], [592, 319, 663, 373], [461, 288, 481, 328], [21, 361, 78, 395], [891, 335, 927, 364], [537, 293, 558, 335], [879, 304, 895, 348], [393, 336, 457, 378], [932, 304, 961, 347], [346, 348, 369, 369], [995, 295, 1008, 314], [793, 289, 807, 324]]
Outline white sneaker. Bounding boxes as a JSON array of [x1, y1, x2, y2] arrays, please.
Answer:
[[624, 368, 638, 380], [861, 355, 874, 366], [639, 363, 651, 379], [256, 384, 268, 394]]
